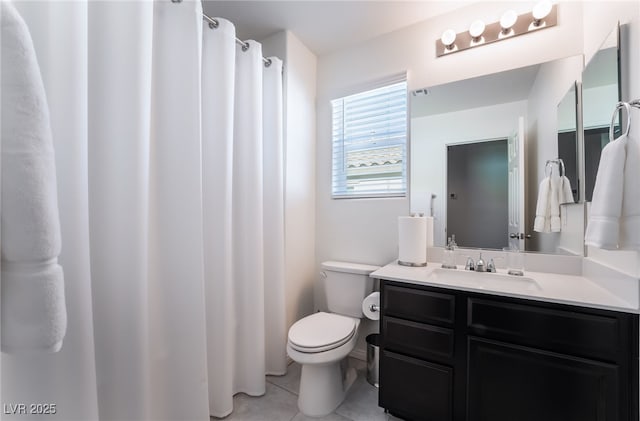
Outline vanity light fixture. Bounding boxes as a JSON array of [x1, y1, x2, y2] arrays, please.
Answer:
[[441, 29, 457, 51], [436, 2, 557, 57]]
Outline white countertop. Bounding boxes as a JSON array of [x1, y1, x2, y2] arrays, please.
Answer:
[[371, 261, 639, 314]]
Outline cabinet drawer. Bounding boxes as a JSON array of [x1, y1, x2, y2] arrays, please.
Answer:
[[380, 350, 453, 421], [383, 284, 455, 326], [468, 298, 622, 362], [383, 316, 454, 361]]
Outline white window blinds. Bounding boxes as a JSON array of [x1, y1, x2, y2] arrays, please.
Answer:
[[331, 76, 408, 199]]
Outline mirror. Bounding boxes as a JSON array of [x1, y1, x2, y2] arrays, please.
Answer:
[[411, 55, 583, 254], [556, 83, 579, 203], [582, 25, 620, 202]]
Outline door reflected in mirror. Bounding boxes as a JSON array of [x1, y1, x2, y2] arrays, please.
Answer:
[[446, 139, 508, 250]]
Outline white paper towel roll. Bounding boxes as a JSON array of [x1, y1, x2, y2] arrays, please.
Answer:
[[398, 216, 427, 266], [362, 292, 380, 320]]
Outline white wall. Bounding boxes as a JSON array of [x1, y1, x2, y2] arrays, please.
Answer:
[[412, 100, 528, 247], [262, 31, 318, 332]]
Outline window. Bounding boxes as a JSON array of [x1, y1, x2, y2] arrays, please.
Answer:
[[331, 76, 408, 198]]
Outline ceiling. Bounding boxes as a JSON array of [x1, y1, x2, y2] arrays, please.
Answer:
[[202, 1, 473, 56], [411, 62, 541, 118]]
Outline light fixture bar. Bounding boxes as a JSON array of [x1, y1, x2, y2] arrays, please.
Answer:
[[436, 4, 557, 57]]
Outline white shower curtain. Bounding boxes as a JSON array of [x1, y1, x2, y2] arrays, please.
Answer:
[[201, 15, 287, 418], [1, 1, 286, 420]]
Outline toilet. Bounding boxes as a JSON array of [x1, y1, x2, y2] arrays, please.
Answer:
[[287, 261, 380, 417]]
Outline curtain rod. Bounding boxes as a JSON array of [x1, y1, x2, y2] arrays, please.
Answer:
[[170, 0, 273, 67], [202, 13, 272, 67]]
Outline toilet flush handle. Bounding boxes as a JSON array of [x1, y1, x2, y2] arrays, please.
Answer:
[[320, 271, 327, 279]]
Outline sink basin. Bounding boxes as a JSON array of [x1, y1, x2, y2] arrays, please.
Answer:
[[429, 268, 542, 293]]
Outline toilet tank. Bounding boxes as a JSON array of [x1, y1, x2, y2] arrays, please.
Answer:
[[321, 261, 380, 318]]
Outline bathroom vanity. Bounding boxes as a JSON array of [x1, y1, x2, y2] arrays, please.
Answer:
[[372, 262, 639, 421]]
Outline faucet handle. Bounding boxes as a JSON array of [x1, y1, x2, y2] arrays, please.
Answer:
[[475, 252, 486, 272], [487, 258, 496, 273], [465, 256, 475, 271]]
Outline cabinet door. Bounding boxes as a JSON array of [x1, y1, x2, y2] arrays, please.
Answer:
[[468, 337, 620, 421], [380, 350, 453, 421]]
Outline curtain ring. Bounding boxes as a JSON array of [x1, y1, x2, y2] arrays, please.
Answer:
[[242, 42, 250, 52], [610, 101, 631, 142]]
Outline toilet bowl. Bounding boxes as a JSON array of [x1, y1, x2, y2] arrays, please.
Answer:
[[287, 312, 361, 417], [287, 261, 379, 417]]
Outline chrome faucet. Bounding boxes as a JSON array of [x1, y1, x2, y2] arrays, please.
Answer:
[[465, 253, 497, 273], [465, 256, 475, 271], [487, 258, 496, 273]]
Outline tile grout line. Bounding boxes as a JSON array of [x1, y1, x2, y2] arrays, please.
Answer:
[[268, 380, 360, 421], [265, 380, 299, 421], [267, 378, 299, 397]]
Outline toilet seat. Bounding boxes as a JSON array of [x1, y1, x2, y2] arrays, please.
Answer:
[[288, 312, 357, 353]]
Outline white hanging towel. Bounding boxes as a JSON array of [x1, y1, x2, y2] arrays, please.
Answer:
[[559, 176, 574, 204], [586, 131, 640, 250], [549, 175, 561, 232], [620, 132, 640, 249], [534, 174, 566, 233], [533, 177, 552, 233], [1, 1, 67, 353]]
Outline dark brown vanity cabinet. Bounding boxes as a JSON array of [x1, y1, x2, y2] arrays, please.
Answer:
[[378, 280, 639, 421]]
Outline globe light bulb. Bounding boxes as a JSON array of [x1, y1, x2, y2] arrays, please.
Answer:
[[441, 29, 457, 49], [532, 0, 552, 27], [500, 10, 518, 33], [469, 19, 486, 39]]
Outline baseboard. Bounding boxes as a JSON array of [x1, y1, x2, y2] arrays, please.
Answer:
[[349, 348, 366, 362]]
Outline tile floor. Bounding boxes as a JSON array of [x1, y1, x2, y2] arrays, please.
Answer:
[[216, 358, 403, 421]]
